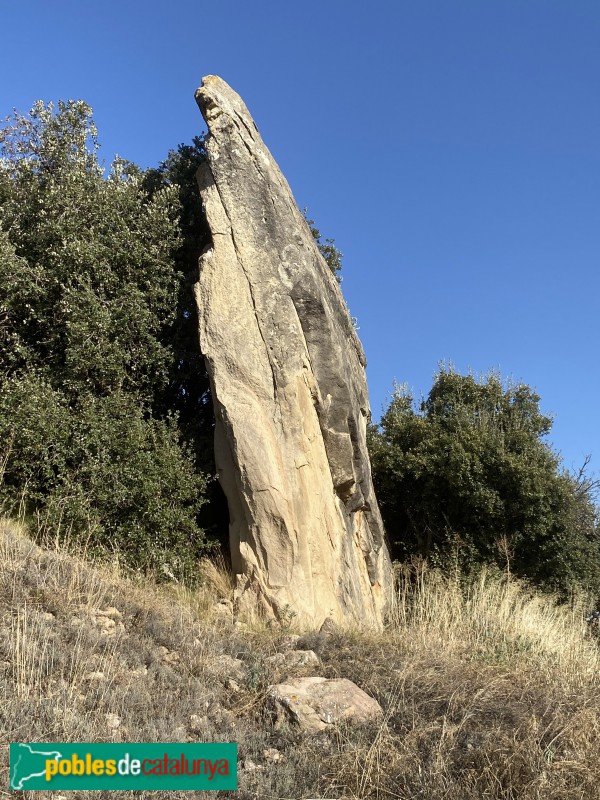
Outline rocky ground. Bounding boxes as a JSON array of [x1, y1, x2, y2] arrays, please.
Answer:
[[2, 518, 600, 799]]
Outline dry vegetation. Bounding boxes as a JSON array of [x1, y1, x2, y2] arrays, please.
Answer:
[[2, 518, 600, 799]]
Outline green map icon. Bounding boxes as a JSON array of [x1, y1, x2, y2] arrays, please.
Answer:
[[10, 743, 63, 790]]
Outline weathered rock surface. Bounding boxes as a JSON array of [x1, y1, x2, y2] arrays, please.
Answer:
[[194, 75, 392, 628], [266, 649, 320, 668], [267, 676, 383, 732]]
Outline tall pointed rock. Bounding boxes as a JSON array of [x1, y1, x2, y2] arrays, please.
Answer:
[[194, 76, 392, 628]]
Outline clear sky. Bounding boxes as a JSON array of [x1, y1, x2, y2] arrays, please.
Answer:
[[2, 1, 599, 476]]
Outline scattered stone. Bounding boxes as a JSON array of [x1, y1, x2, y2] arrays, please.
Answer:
[[152, 646, 179, 664], [83, 671, 106, 682], [277, 633, 301, 651], [225, 677, 241, 692], [105, 712, 121, 730], [242, 759, 264, 772], [189, 714, 209, 734], [215, 654, 247, 681], [96, 606, 123, 620], [128, 665, 148, 677], [266, 650, 320, 668], [263, 747, 283, 763], [194, 75, 392, 629], [212, 599, 234, 617], [267, 677, 383, 732], [319, 616, 338, 635]]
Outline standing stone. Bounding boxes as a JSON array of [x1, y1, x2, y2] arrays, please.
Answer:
[[194, 75, 392, 628]]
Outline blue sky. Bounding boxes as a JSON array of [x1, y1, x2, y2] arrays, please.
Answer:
[[2, 1, 599, 475]]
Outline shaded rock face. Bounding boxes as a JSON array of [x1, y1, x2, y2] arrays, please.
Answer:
[[194, 75, 392, 628]]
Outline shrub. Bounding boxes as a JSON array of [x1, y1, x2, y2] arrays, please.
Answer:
[[369, 368, 600, 595]]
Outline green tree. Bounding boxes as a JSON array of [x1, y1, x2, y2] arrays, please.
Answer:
[[142, 138, 232, 545], [368, 368, 600, 595], [0, 101, 209, 579]]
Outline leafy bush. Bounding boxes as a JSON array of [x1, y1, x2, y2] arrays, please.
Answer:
[[0, 101, 210, 578], [369, 368, 600, 595]]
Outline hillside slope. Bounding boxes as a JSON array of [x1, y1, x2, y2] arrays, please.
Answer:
[[2, 519, 600, 799]]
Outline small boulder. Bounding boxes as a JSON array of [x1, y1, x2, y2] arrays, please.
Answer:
[[152, 645, 178, 664], [212, 599, 234, 617], [263, 747, 283, 763], [83, 671, 106, 683], [266, 650, 320, 668], [214, 654, 247, 682], [277, 633, 301, 651], [105, 712, 121, 731], [189, 714, 209, 734], [319, 616, 338, 635], [91, 609, 125, 636], [96, 606, 123, 620], [267, 676, 382, 732]]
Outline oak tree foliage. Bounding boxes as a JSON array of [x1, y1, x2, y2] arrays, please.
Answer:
[[369, 368, 600, 595], [0, 101, 209, 580]]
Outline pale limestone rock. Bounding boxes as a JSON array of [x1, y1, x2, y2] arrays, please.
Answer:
[[152, 645, 179, 664], [189, 713, 209, 734], [263, 747, 283, 763], [90, 607, 125, 636], [214, 653, 247, 682], [319, 616, 338, 635], [211, 598, 234, 617], [96, 606, 123, 620], [194, 75, 392, 629], [277, 633, 302, 651], [83, 671, 106, 682], [105, 712, 121, 730], [266, 650, 320, 668], [267, 676, 382, 732], [225, 677, 241, 692]]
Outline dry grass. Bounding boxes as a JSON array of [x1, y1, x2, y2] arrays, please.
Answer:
[[302, 562, 600, 799], [2, 518, 600, 799], [392, 560, 598, 679]]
